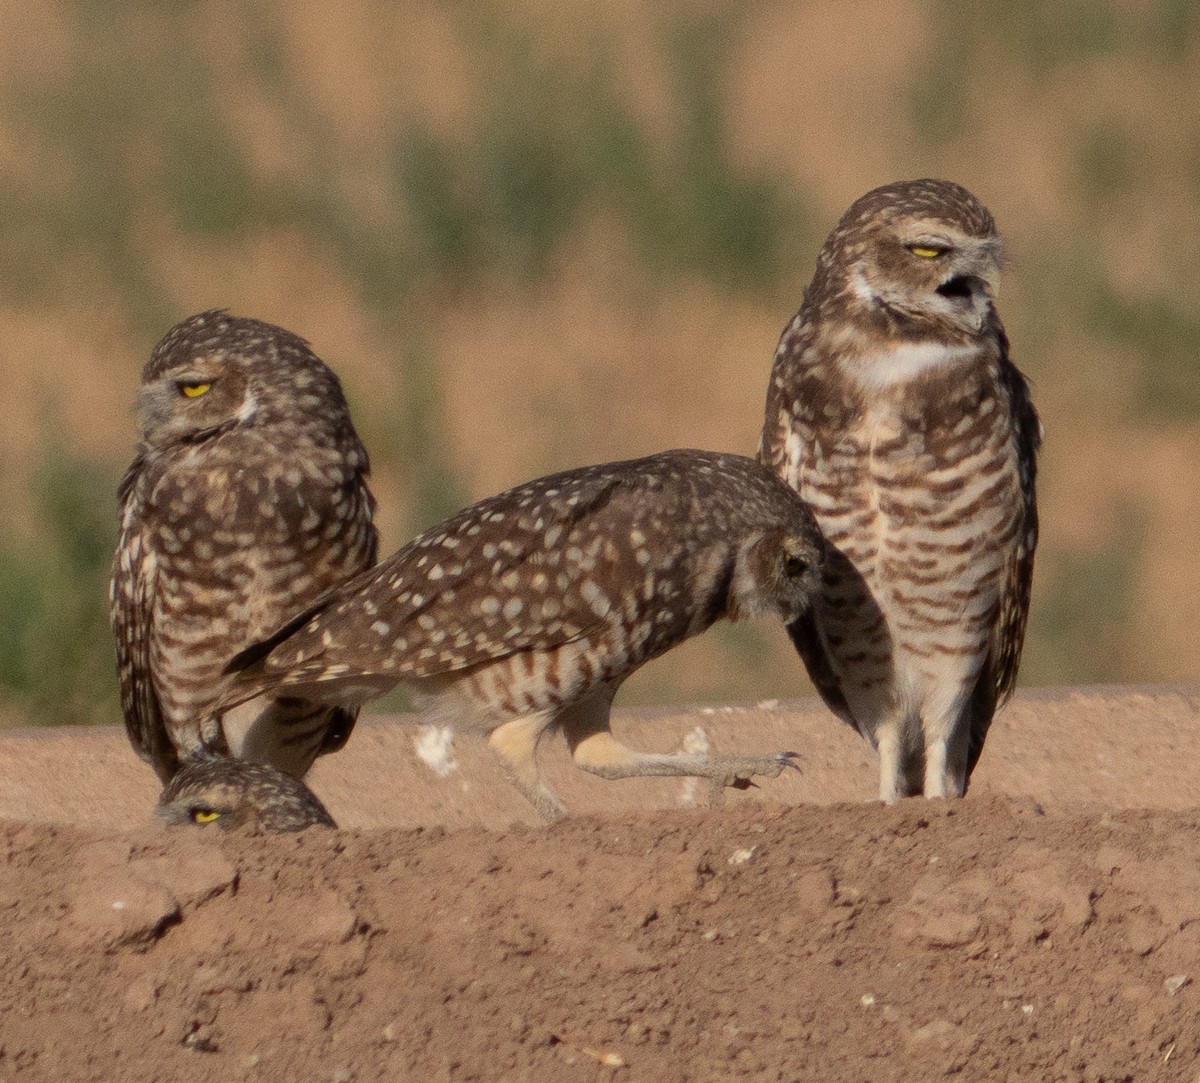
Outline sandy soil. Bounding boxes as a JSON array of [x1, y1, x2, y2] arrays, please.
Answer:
[[4, 685, 1200, 1082]]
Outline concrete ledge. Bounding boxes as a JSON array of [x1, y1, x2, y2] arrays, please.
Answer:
[[2, 684, 1198, 829]]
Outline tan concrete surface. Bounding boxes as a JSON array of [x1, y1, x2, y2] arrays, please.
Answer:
[[1, 684, 1198, 829]]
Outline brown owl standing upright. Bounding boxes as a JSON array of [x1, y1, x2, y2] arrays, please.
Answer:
[[759, 179, 1040, 802], [110, 310, 378, 784]]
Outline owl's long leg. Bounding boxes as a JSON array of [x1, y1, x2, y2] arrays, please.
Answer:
[[875, 724, 905, 804], [486, 711, 566, 823], [559, 693, 798, 796], [220, 695, 333, 779], [921, 717, 969, 799], [874, 712, 930, 802]]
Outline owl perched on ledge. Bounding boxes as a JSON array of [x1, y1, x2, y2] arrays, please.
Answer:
[[759, 179, 1040, 802], [110, 310, 378, 785], [219, 449, 825, 822]]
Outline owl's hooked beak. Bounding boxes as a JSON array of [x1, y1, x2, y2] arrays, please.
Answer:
[[945, 236, 1003, 299]]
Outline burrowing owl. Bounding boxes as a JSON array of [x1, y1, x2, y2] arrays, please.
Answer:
[[759, 179, 1040, 802], [110, 310, 378, 785], [219, 449, 824, 821], [156, 758, 337, 831]]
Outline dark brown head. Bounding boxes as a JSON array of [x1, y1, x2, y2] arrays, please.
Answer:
[[137, 310, 364, 456], [728, 525, 825, 625], [808, 179, 1003, 342], [156, 758, 337, 832]]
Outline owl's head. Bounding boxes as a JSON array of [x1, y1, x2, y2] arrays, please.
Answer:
[[156, 758, 337, 833], [136, 310, 353, 450], [817, 179, 1002, 339], [729, 526, 824, 625]]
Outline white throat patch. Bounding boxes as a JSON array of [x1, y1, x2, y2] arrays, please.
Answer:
[[846, 341, 974, 391]]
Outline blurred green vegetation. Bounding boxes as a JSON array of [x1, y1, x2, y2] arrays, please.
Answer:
[[909, 0, 1192, 140], [0, 442, 120, 727], [1022, 502, 1148, 686], [1, 0, 1197, 729], [0, 0, 805, 726], [395, 8, 803, 292]]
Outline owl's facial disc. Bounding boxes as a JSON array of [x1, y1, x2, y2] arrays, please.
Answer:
[[904, 228, 1000, 329], [855, 227, 999, 336], [138, 359, 253, 447], [728, 529, 821, 624]]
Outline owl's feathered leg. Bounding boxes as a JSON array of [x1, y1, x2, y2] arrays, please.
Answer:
[[875, 723, 905, 804], [487, 711, 566, 823], [921, 714, 970, 799], [874, 715, 928, 802], [559, 693, 798, 796]]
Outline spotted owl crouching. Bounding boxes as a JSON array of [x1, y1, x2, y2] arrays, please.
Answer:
[[110, 310, 378, 788], [759, 179, 1040, 802], [218, 449, 825, 822], [156, 758, 337, 832]]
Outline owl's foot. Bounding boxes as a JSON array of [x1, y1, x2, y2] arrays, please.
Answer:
[[702, 751, 801, 806], [723, 750, 802, 789], [568, 726, 798, 797], [487, 711, 567, 824]]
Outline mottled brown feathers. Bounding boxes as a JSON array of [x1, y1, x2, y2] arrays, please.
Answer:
[[219, 450, 825, 821], [110, 310, 378, 784], [156, 758, 337, 832], [227, 450, 823, 702], [760, 179, 1039, 801]]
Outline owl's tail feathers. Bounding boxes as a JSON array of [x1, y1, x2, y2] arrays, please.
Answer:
[[318, 706, 360, 756]]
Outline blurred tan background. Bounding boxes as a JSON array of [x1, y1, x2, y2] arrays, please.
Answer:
[[1, 0, 1197, 730]]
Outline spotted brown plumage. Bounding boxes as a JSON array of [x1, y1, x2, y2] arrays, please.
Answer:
[[759, 179, 1040, 802], [221, 449, 825, 821], [110, 310, 378, 784]]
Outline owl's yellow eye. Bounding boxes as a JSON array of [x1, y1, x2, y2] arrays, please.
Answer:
[[909, 246, 944, 259], [180, 383, 212, 398], [191, 809, 221, 823]]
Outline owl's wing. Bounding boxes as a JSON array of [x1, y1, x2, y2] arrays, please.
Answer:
[[221, 467, 655, 700], [786, 610, 856, 729], [763, 321, 862, 731], [966, 349, 1042, 776], [311, 471, 377, 756], [111, 468, 181, 783], [757, 315, 806, 477]]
